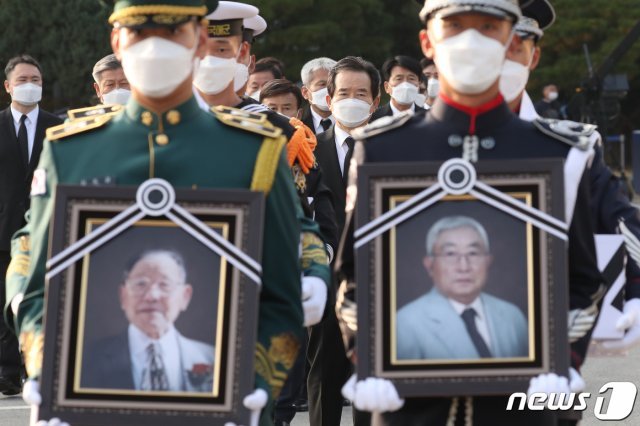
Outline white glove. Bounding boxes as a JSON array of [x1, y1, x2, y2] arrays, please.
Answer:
[[527, 368, 584, 402], [224, 388, 268, 426], [341, 374, 404, 413], [602, 298, 640, 350], [527, 373, 570, 398], [302, 276, 327, 327], [23, 380, 71, 426]]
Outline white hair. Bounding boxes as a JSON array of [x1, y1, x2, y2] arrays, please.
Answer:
[[300, 57, 337, 87], [425, 216, 490, 255]]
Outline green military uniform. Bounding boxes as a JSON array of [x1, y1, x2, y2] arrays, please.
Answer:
[[3, 2, 327, 424], [11, 97, 306, 421]]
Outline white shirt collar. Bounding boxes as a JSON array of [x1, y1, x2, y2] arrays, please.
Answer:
[[193, 87, 211, 113], [518, 91, 540, 122], [310, 107, 334, 133], [129, 324, 183, 391], [333, 124, 352, 175], [389, 101, 415, 116], [448, 296, 486, 321], [10, 104, 39, 126]]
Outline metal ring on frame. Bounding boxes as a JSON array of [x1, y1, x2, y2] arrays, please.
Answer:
[[136, 178, 176, 216], [438, 158, 477, 195]]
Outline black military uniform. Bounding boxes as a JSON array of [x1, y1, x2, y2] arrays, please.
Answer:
[[338, 92, 604, 425]]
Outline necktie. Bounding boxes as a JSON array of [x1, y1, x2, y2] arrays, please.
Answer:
[[142, 343, 169, 391], [460, 308, 492, 358], [320, 118, 332, 132], [343, 136, 355, 178], [17, 114, 29, 166]]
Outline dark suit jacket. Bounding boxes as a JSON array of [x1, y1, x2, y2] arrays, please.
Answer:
[[314, 125, 351, 235], [301, 104, 316, 135], [370, 102, 427, 122], [0, 106, 62, 251], [81, 330, 215, 391]]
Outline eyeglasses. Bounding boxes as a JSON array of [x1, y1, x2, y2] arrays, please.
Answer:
[[125, 277, 182, 295], [432, 251, 488, 265]]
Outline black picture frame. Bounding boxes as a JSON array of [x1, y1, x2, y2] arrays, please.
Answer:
[[39, 179, 264, 426], [354, 159, 569, 397]]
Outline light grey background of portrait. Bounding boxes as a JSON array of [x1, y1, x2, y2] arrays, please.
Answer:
[[395, 199, 529, 317], [80, 224, 222, 350]]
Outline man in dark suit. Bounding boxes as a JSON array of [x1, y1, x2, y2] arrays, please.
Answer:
[[371, 55, 427, 122], [0, 55, 62, 394], [300, 57, 337, 135], [310, 56, 380, 426]]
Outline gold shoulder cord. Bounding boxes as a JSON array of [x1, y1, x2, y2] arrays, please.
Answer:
[[250, 136, 287, 193]]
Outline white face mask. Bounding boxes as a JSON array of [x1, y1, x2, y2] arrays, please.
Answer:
[[193, 55, 238, 95], [234, 63, 249, 92], [427, 78, 440, 98], [414, 93, 427, 107], [121, 36, 197, 98], [391, 82, 419, 105], [248, 90, 261, 101], [102, 88, 131, 105], [499, 59, 530, 103], [433, 29, 509, 95], [311, 87, 330, 111], [547, 91, 559, 101], [12, 83, 42, 106], [331, 98, 372, 128]]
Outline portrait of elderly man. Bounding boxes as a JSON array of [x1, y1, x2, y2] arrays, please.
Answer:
[[396, 216, 528, 361], [81, 249, 215, 393]]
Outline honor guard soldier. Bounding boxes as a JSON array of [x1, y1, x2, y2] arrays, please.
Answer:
[[4, 1, 327, 425], [337, 0, 605, 424], [501, 0, 640, 352], [194, 0, 335, 322]]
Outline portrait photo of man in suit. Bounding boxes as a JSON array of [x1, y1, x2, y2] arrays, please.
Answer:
[[80, 249, 215, 393], [396, 216, 529, 361]]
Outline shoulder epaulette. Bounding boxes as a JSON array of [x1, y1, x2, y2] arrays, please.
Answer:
[[211, 105, 267, 123], [46, 114, 113, 141], [215, 113, 282, 138], [67, 104, 123, 121], [352, 110, 414, 140], [532, 118, 597, 151]]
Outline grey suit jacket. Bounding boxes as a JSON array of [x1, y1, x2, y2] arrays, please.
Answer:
[[396, 288, 528, 360], [81, 329, 215, 392]]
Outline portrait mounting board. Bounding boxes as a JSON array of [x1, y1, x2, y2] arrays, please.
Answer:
[[39, 179, 264, 426], [354, 159, 570, 397]]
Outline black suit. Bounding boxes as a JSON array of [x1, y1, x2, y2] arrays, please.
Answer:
[[314, 126, 350, 235], [81, 332, 135, 390], [0, 106, 62, 382], [308, 124, 363, 426], [370, 102, 427, 122], [301, 105, 317, 135]]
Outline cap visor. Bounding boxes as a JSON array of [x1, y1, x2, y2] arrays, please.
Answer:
[[434, 5, 514, 20], [114, 15, 193, 29]]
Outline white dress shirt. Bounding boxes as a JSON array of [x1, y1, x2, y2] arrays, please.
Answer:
[[11, 105, 39, 161], [129, 324, 183, 391], [448, 296, 493, 350], [333, 124, 352, 176], [390, 101, 415, 117], [311, 107, 334, 134]]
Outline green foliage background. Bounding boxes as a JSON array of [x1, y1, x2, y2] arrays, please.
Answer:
[[0, 0, 637, 132]]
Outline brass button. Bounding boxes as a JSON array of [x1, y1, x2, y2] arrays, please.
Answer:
[[141, 111, 153, 126], [166, 110, 181, 125], [156, 133, 169, 146]]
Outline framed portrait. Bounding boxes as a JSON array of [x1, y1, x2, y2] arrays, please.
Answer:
[[39, 179, 264, 425], [354, 158, 570, 397]]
